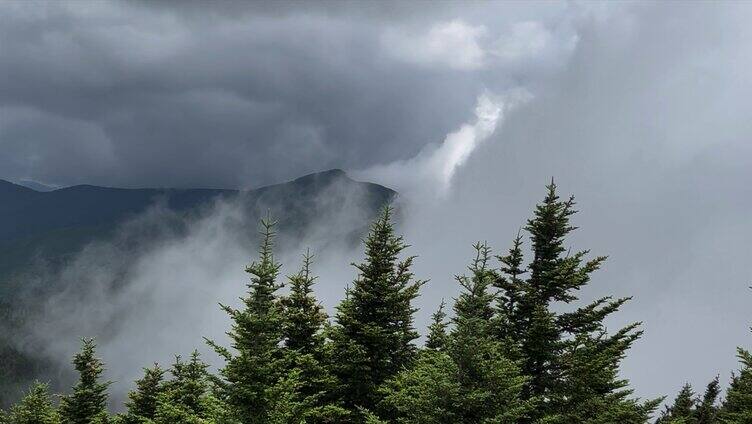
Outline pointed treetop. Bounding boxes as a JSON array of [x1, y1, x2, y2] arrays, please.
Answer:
[[453, 242, 496, 326], [124, 363, 165, 421], [5, 382, 60, 424], [425, 299, 449, 351], [695, 376, 720, 424], [282, 249, 327, 352], [251, 213, 280, 274], [59, 338, 110, 424]]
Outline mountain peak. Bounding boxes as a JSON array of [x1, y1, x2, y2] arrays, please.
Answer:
[[292, 168, 349, 184]]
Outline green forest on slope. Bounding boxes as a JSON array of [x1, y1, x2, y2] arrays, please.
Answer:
[[2, 183, 750, 424]]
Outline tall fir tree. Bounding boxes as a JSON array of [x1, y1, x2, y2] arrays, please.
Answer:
[[520, 182, 591, 407], [281, 250, 328, 354], [209, 217, 297, 423], [448, 242, 531, 424], [121, 364, 165, 423], [493, 231, 526, 357], [495, 182, 658, 423], [718, 349, 752, 424], [59, 338, 110, 424], [3, 382, 59, 424], [280, 251, 349, 423], [330, 206, 424, 415]]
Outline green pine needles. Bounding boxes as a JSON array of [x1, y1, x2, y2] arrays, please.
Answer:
[[3, 185, 751, 424]]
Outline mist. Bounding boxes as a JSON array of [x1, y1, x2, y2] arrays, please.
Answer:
[[17, 179, 386, 408]]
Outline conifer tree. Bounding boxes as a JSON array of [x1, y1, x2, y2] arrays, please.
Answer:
[[153, 351, 235, 423], [330, 206, 424, 414], [520, 183, 593, 406], [695, 377, 720, 424], [718, 349, 752, 424], [657, 384, 695, 424], [718, 290, 752, 424], [3, 382, 59, 424], [494, 182, 658, 422], [14, 182, 752, 424], [164, 353, 208, 417], [448, 243, 531, 423], [59, 338, 110, 424], [493, 231, 525, 358], [380, 243, 530, 424], [280, 251, 349, 423], [209, 217, 300, 423], [453, 243, 496, 336], [655, 378, 720, 424], [378, 352, 462, 424], [121, 364, 165, 423], [281, 250, 327, 354], [155, 353, 209, 422], [425, 300, 448, 352]]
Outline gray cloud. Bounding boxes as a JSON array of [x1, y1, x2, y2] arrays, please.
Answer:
[[371, 0, 752, 404], [3, 0, 752, 409], [0, 0, 506, 188]]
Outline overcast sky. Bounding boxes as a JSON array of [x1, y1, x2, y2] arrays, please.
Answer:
[[3, 0, 752, 405]]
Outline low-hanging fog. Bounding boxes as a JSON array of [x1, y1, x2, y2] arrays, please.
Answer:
[[2, 0, 752, 409]]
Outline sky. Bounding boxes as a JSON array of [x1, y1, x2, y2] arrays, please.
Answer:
[[2, 0, 752, 407]]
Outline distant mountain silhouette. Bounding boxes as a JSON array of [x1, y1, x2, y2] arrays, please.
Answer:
[[13, 180, 59, 192], [0, 169, 394, 286], [0, 180, 232, 242], [0, 169, 395, 406]]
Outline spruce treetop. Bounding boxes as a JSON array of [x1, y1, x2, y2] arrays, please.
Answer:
[[425, 299, 448, 352], [165, 352, 210, 416], [4, 382, 59, 424], [453, 242, 496, 330], [281, 250, 327, 354], [123, 363, 165, 422], [59, 338, 110, 424], [245, 215, 283, 317], [332, 206, 425, 412], [695, 376, 720, 424], [208, 216, 294, 423]]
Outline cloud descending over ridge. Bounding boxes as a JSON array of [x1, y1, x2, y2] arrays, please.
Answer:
[[355, 90, 530, 197]]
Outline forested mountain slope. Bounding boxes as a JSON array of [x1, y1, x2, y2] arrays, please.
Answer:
[[0, 169, 395, 407]]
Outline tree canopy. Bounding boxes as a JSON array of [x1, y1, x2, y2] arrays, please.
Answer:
[[2, 184, 749, 424]]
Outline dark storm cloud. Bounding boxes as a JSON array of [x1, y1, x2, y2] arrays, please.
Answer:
[[0, 0, 502, 188]]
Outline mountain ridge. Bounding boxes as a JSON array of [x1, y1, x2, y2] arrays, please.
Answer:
[[0, 169, 392, 243], [0, 169, 396, 406], [0, 168, 356, 194], [0, 169, 395, 291]]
